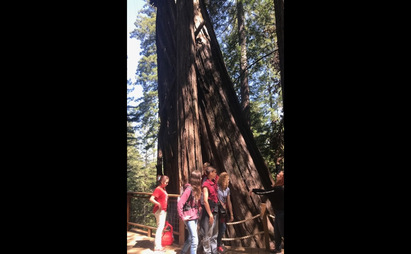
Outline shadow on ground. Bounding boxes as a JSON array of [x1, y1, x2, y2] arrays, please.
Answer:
[[134, 240, 154, 249]]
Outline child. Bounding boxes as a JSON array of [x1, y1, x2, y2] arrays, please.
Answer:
[[149, 175, 169, 252], [217, 172, 233, 253], [177, 170, 202, 254], [200, 165, 219, 254]]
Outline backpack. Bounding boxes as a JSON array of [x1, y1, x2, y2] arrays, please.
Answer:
[[182, 184, 193, 211]]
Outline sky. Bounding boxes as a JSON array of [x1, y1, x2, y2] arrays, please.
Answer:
[[127, 0, 145, 103]]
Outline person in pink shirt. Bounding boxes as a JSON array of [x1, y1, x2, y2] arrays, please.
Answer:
[[177, 170, 202, 254], [149, 175, 169, 252]]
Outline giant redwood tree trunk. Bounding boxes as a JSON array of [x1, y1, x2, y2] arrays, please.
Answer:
[[155, 0, 179, 193], [153, 0, 278, 248], [175, 0, 203, 192]]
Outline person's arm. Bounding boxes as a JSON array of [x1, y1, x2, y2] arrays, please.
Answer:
[[177, 187, 190, 220], [227, 193, 234, 222], [149, 190, 162, 211], [203, 186, 214, 225], [251, 188, 276, 195]]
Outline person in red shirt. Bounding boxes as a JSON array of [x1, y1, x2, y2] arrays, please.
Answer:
[[149, 175, 169, 252], [200, 165, 219, 254], [202, 162, 219, 184]]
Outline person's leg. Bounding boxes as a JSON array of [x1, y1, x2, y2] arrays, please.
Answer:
[[154, 209, 161, 250], [276, 210, 284, 249], [201, 212, 212, 254], [217, 217, 226, 248], [209, 213, 219, 253], [197, 208, 204, 253], [273, 210, 284, 252], [187, 219, 199, 254], [181, 221, 191, 254], [154, 210, 167, 250], [273, 218, 281, 251]]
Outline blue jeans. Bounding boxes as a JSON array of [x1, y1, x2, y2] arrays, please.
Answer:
[[217, 217, 226, 247], [181, 219, 199, 254]]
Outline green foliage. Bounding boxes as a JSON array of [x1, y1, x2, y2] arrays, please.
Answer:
[[129, 1, 159, 165], [127, 1, 159, 226], [208, 0, 284, 168], [127, 120, 157, 227], [130, 198, 157, 227]]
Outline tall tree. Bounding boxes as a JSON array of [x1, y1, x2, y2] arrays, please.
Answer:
[[153, 0, 180, 190], [130, 2, 159, 167], [152, 0, 278, 248], [237, 0, 250, 126], [127, 120, 157, 227], [273, 0, 284, 92]]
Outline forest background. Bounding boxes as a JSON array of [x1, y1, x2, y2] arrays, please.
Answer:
[[127, 0, 284, 226]]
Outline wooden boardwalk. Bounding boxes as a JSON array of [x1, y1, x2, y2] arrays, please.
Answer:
[[127, 228, 283, 254], [127, 229, 180, 254]]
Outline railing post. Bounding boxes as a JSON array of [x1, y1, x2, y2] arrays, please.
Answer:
[[179, 218, 185, 245], [127, 192, 131, 231], [261, 203, 270, 250]]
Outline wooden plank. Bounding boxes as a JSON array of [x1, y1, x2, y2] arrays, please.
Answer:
[[127, 191, 180, 198], [261, 203, 270, 250], [178, 218, 185, 245], [128, 222, 157, 231], [127, 194, 131, 231]]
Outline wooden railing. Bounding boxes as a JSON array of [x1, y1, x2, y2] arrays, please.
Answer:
[[127, 191, 186, 245], [127, 191, 273, 249], [223, 202, 274, 250]]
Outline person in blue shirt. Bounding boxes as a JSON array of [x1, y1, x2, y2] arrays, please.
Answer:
[[216, 172, 233, 253]]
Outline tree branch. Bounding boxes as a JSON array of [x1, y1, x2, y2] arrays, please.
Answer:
[[235, 49, 277, 84]]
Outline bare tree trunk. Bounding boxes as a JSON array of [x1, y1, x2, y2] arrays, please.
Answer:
[[237, 0, 250, 126], [155, 0, 179, 194], [274, 0, 284, 92]]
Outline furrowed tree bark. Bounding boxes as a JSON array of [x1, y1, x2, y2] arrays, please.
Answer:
[[195, 0, 276, 248], [176, 0, 203, 191], [155, 0, 179, 194], [154, 0, 277, 247]]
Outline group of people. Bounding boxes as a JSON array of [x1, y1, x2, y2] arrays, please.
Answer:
[[149, 159, 284, 254]]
